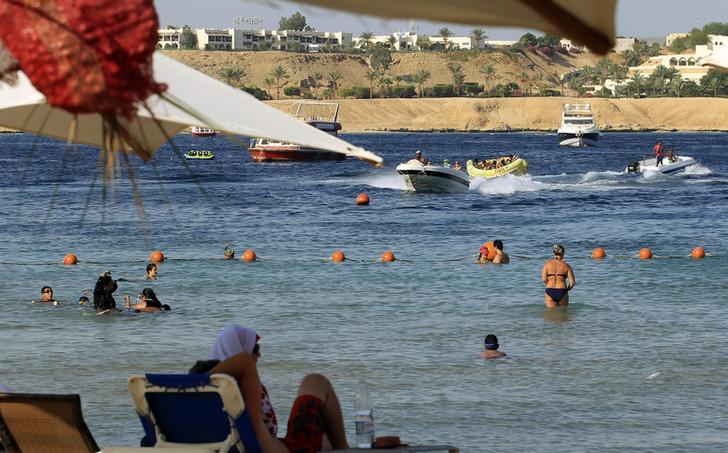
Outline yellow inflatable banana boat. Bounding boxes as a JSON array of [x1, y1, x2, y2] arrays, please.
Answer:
[[466, 156, 528, 178]]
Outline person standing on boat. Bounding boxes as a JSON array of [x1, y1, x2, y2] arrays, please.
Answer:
[[667, 146, 676, 163], [653, 140, 665, 167], [415, 150, 430, 165], [541, 244, 575, 308]]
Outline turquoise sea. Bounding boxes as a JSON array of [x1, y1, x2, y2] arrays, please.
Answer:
[[1, 131, 727, 452]]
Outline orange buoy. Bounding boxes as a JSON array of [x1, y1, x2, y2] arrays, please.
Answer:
[[63, 253, 78, 265], [242, 249, 257, 262], [692, 246, 705, 259], [331, 250, 346, 263], [356, 193, 370, 205], [639, 248, 653, 260], [149, 251, 165, 263], [591, 247, 606, 259], [380, 250, 396, 262]]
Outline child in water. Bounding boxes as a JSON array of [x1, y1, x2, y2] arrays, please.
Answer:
[[480, 334, 507, 359]]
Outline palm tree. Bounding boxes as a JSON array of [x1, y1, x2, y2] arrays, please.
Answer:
[[447, 62, 465, 95], [310, 71, 324, 98], [438, 27, 453, 51], [479, 64, 496, 95], [328, 71, 342, 97], [359, 31, 374, 49], [365, 69, 379, 99], [387, 36, 397, 51], [379, 75, 393, 97], [610, 65, 628, 98], [263, 77, 274, 98], [412, 69, 431, 98], [595, 58, 613, 86], [631, 71, 644, 98], [217, 67, 246, 87], [269, 65, 289, 100], [670, 77, 686, 98], [471, 28, 487, 51], [708, 76, 723, 97]]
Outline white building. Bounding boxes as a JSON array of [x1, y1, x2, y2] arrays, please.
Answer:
[[354, 32, 497, 51], [613, 37, 636, 53], [665, 33, 689, 47], [157, 28, 352, 51]]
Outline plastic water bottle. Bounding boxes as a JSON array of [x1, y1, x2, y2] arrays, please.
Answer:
[[354, 380, 375, 448]]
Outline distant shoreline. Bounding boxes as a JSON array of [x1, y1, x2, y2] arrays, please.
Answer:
[[266, 97, 728, 133]]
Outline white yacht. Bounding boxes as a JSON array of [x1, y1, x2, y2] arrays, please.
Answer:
[[557, 103, 599, 147]]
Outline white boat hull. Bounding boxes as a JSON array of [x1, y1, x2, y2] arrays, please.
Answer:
[[558, 133, 599, 147], [396, 162, 470, 193], [625, 155, 697, 175]]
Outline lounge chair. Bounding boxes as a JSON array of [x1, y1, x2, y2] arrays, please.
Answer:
[[0, 393, 100, 453], [128, 373, 458, 453]]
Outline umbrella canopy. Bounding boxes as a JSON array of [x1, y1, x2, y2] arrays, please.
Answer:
[[0, 52, 383, 165], [699, 47, 728, 73], [293, 0, 616, 55]]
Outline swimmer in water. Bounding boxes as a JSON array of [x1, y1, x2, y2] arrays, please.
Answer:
[[541, 243, 575, 308], [93, 271, 118, 312], [124, 288, 171, 313], [224, 243, 235, 260], [480, 334, 506, 359], [145, 263, 158, 281], [491, 240, 510, 264], [33, 286, 59, 305]]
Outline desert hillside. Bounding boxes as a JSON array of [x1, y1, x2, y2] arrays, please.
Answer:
[[166, 49, 603, 94]]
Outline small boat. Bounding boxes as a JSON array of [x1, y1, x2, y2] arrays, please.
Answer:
[[625, 155, 697, 175], [557, 103, 599, 147], [396, 160, 470, 193], [466, 156, 528, 178], [249, 101, 345, 162], [184, 149, 215, 160], [191, 126, 217, 137]]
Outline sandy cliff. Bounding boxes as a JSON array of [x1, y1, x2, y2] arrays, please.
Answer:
[[267, 97, 728, 132]]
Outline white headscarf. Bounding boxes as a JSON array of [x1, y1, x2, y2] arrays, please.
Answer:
[[209, 325, 259, 361]]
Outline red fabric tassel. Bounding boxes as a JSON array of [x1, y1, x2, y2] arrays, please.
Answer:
[[0, 0, 166, 116]]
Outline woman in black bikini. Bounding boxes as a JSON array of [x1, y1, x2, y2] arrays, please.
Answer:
[[541, 243, 575, 308]]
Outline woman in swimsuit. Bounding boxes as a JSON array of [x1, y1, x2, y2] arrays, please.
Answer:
[[541, 243, 575, 308], [124, 288, 170, 312]]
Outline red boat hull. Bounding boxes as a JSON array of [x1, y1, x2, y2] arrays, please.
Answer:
[[249, 147, 345, 162]]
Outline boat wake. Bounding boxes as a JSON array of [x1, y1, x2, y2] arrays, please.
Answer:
[[358, 172, 408, 190], [471, 174, 545, 195]]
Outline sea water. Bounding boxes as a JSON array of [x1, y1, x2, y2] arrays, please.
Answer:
[[1, 132, 727, 452]]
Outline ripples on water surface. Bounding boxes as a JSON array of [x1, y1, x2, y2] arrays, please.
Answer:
[[1, 132, 728, 451]]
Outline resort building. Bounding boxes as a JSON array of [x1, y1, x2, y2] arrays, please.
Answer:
[[665, 32, 689, 47], [157, 27, 352, 51], [613, 37, 636, 53], [353, 32, 508, 51]]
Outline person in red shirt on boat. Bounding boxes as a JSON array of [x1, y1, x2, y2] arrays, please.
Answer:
[[653, 140, 665, 167]]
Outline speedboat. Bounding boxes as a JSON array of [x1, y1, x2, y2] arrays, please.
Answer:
[[625, 155, 697, 175], [557, 103, 599, 147], [190, 126, 217, 137], [396, 160, 470, 193], [466, 156, 528, 178], [184, 149, 215, 160], [248, 101, 345, 162]]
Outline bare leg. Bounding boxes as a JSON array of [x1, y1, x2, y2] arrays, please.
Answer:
[[544, 294, 558, 308], [297, 373, 349, 449]]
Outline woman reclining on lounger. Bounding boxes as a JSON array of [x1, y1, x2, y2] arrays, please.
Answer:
[[189, 325, 349, 453]]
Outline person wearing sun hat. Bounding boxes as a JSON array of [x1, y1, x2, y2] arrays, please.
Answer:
[[190, 325, 349, 452]]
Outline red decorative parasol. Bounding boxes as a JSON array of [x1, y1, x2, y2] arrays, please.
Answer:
[[0, 0, 165, 117]]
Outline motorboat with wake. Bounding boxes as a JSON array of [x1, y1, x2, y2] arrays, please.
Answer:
[[625, 155, 697, 175], [396, 159, 470, 193], [466, 155, 528, 178], [557, 103, 599, 147]]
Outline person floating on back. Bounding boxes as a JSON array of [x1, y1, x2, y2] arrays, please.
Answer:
[[481, 334, 507, 359]]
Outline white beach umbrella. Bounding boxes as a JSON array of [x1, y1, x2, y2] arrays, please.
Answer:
[[0, 52, 383, 166], [292, 0, 616, 55], [698, 47, 728, 73]]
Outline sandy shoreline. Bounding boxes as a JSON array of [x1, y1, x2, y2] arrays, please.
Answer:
[[4, 97, 727, 135], [266, 97, 728, 133]]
